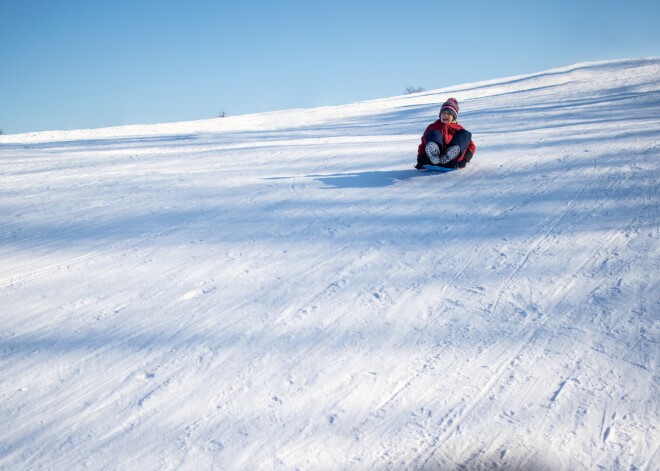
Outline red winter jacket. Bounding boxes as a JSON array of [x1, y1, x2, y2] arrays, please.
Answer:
[[417, 121, 476, 163]]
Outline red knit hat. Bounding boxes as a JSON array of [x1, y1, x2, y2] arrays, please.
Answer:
[[440, 98, 459, 120]]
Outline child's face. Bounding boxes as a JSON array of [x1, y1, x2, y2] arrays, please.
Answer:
[[440, 111, 455, 123]]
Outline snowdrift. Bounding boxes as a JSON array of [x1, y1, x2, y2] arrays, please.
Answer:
[[1, 58, 659, 470]]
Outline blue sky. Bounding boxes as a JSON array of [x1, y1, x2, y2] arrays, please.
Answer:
[[1, 0, 659, 134]]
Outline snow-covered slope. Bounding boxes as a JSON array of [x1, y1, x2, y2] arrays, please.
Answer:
[[1, 58, 659, 471]]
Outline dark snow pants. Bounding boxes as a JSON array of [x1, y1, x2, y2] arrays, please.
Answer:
[[417, 128, 473, 169]]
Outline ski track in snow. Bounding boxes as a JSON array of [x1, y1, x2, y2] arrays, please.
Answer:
[[1, 58, 659, 470]]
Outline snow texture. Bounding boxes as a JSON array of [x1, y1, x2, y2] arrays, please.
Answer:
[[1, 58, 659, 471]]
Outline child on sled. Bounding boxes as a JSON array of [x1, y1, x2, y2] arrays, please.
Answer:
[[415, 98, 476, 170]]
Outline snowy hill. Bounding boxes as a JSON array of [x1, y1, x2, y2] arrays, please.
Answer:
[[1, 58, 659, 470]]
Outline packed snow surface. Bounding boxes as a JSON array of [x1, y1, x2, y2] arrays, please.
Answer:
[[1, 58, 659, 470]]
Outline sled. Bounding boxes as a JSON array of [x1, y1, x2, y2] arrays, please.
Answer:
[[421, 164, 455, 173]]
